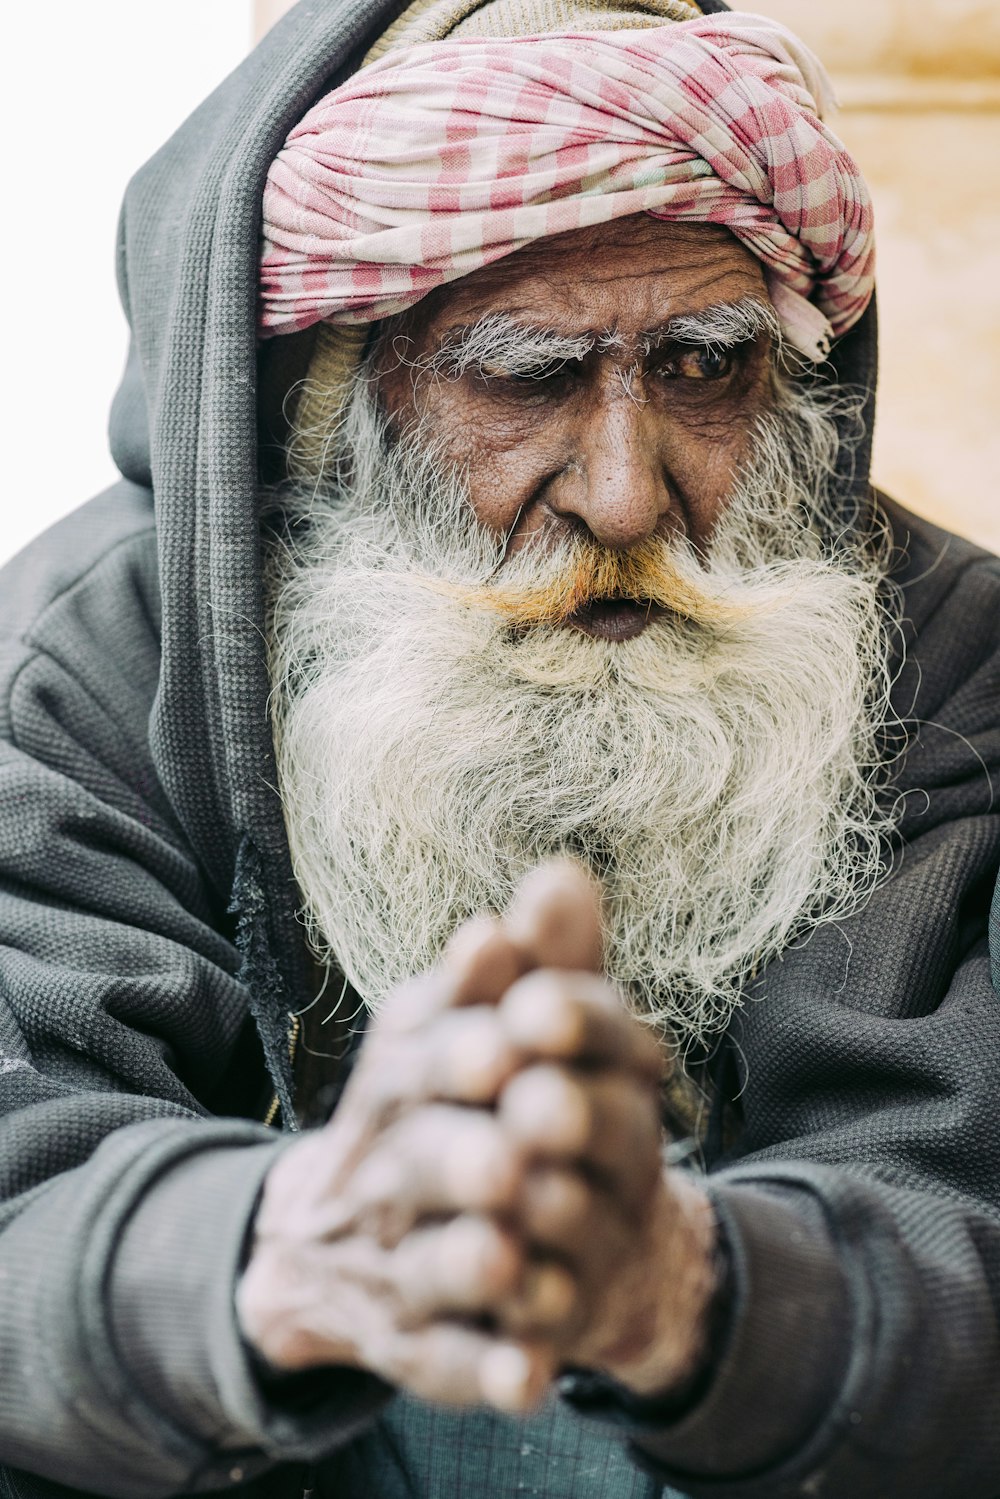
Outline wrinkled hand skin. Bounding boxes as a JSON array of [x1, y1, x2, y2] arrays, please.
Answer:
[[236, 863, 719, 1413]]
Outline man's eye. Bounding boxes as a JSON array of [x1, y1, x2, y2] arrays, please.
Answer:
[[656, 346, 734, 382]]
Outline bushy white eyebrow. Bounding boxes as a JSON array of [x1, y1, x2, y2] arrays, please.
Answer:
[[641, 296, 780, 355], [427, 313, 594, 380], [418, 296, 778, 383]]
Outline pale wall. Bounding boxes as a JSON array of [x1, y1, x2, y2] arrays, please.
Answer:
[[0, 2, 254, 571], [255, 0, 1000, 551]]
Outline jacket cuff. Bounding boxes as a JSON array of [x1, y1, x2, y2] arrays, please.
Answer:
[[108, 1134, 391, 1471], [563, 1182, 851, 1487]]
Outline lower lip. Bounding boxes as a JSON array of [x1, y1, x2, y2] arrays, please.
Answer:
[[568, 600, 658, 642]]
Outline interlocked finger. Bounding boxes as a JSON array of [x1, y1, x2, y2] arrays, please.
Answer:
[[347, 1105, 523, 1244], [499, 971, 663, 1080], [446, 917, 530, 1006], [504, 860, 605, 974], [353, 1005, 522, 1123], [390, 1215, 522, 1324], [517, 1166, 595, 1258], [515, 1166, 631, 1312], [389, 1216, 580, 1345], [379, 918, 527, 1035], [499, 1065, 662, 1205], [420, 1006, 522, 1101], [388, 1323, 555, 1411], [498, 1259, 579, 1339]]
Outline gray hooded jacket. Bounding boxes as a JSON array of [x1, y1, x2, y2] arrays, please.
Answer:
[[2, 2, 1000, 1497]]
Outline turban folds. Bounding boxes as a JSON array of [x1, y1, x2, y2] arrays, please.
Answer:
[[259, 13, 875, 362]]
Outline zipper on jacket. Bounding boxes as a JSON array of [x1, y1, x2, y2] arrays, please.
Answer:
[[263, 1013, 301, 1127]]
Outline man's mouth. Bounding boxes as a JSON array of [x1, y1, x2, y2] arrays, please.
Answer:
[[567, 597, 661, 641]]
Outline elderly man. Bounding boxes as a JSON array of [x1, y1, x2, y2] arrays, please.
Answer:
[[1, 1, 999, 1497]]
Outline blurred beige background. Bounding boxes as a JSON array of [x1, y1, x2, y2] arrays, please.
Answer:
[[256, 0, 1000, 551]]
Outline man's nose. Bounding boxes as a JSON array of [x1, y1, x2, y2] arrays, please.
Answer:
[[547, 388, 670, 550]]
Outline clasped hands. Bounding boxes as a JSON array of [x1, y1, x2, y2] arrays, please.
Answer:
[[238, 862, 718, 1411]]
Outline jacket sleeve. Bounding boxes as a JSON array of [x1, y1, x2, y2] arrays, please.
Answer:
[[564, 557, 1000, 1497], [0, 496, 389, 1498]]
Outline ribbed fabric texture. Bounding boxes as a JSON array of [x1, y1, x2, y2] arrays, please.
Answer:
[[369, 0, 700, 60]]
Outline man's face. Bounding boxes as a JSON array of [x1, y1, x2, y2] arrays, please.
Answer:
[[269, 223, 892, 1037], [375, 217, 773, 590]]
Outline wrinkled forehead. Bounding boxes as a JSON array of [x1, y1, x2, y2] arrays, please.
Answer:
[[383, 218, 769, 354]]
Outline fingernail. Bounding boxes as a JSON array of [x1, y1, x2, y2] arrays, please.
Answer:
[[504, 979, 582, 1052], [445, 1137, 516, 1206], [531, 1265, 576, 1324], [479, 1344, 533, 1410], [502, 1069, 589, 1153]]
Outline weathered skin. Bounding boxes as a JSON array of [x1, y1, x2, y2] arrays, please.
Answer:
[[237, 863, 718, 1409], [376, 216, 772, 556], [237, 217, 768, 1409]]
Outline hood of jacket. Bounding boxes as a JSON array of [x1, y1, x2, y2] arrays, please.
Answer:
[[107, 0, 880, 1105]]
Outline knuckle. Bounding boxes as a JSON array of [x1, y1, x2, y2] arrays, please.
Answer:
[[501, 972, 628, 1060], [526, 1263, 577, 1325], [441, 1216, 520, 1292], [442, 1121, 519, 1208], [524, 1168, 592, 1234], [477, 1342, 539, 1412], [506, 969, 578, 1015], [502, 1065, 590, 1152], [390, 1329, 452, 1391], [589, 974, 626, 1009], [445, 915, 500, 962], [377, 1107, 521, 1223], [258, 1320, 318, 1371], [375, 973, 440, 1033], [352, 1140, 407, 1204], [447, 920, 525, 997], [441, 1010, 514, 1099]]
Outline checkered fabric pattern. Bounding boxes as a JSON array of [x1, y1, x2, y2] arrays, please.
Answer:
[[259, 12, 874, 361]]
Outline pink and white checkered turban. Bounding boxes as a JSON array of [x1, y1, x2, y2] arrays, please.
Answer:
[[259, 13, 875, 362]]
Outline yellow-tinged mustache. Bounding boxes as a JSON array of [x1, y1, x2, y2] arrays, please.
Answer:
[[424, 538, 750, 630]]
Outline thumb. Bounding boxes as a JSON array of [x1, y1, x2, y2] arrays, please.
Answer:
[[504, 859, 605, 974]]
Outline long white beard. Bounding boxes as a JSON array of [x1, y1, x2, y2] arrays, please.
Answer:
[[266, 379, 897, 1047]]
